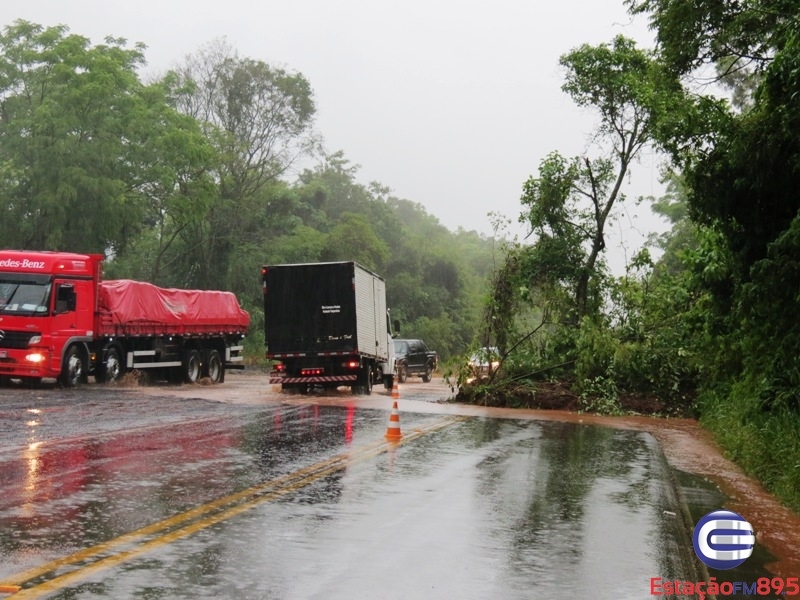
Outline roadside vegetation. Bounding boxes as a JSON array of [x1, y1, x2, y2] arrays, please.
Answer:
[[1, 2, 799, 512], [451, 1, 800, 512]]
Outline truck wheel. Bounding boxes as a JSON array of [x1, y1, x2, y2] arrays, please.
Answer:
[[183, 349, 202, 383], [97, 345, 125, 383], [364, 367, 373, 395], [422, 364, 433, 383], [397, 363, 408, 384], [351, 366, 373, 395], [59, 345, 84, 388], [205, 349, 225, 384]]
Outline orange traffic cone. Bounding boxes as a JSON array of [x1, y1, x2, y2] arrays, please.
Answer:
[[0, 585, 21, 594], [391, 378, 400, 399], [385, 401, 402, 441]]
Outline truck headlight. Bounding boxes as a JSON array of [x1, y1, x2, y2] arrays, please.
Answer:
[[25, 352, 47, 363]]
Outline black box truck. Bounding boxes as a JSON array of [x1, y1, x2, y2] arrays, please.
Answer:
[[262, 261, 395, 394]]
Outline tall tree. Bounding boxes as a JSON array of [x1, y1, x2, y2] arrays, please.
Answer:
[[519, 36, 677, 319], [0, 20, 212, 256], [168, 39, 320, 289]]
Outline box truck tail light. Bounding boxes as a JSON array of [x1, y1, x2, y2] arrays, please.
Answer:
[[343, 360, 359, 369], [273, 363, 285, 373], [301, 368, 325, 376]]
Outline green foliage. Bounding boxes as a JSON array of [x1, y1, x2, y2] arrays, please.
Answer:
[[623, 0, 800, 512], [321, 213, 389, 271], [0, 20, 213, 256], [625, 0, 794, 77], [518, 37, 672, 320], [578, 376, 624, 416], [573, 262, 699, 410], [457, 34, 687, 413], [161, 39, 320, 291], [560, 35, 662, 142], [699, 381, 800, 513], [647, 173, 701, 275], [459, 29, 723, 419], [267, 225, 327, 264]]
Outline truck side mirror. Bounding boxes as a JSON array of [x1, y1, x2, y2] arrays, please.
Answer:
[[393, 320, 400, 334]]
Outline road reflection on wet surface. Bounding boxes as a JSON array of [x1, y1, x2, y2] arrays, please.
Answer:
[[0, 398, 697, 598], [0, 384, 792, 599]]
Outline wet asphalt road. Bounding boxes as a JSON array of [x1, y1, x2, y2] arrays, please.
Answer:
[[0, 376, 785, 599]]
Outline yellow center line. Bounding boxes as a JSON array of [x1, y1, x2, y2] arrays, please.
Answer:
[[2, 415, 467, 598]]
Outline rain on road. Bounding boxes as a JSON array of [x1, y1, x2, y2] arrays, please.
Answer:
[[0, 374, 793, 599]]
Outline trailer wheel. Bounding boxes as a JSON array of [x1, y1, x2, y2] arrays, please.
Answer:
[[205, 349, 225, 384], [183, 349, 202, 383], [59, 345, 84, 388], [97, 345, 125, 383]]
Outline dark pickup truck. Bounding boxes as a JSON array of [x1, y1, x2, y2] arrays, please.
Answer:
[[393, 338, 438, 383]]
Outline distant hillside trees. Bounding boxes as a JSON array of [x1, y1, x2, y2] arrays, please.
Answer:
[[0, 21, 497, 362]]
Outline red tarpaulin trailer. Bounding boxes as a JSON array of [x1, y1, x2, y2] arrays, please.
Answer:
[[98, 280, 250, 336]]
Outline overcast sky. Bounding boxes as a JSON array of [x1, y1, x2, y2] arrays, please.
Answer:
[[3, 1, 670, 272]]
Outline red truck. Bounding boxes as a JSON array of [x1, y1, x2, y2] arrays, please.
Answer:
[[0, 250, 249, 387]]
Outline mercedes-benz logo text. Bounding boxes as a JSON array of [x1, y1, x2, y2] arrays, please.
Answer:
[[692, 510, 754, 570]]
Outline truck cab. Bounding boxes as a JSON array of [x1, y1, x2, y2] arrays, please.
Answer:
[[0, 251, 101, 386]]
